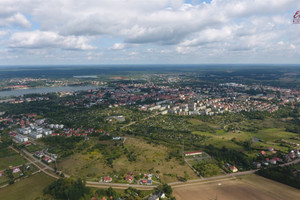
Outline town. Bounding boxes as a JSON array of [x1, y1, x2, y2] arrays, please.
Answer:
[[0, 67, 299, 200]]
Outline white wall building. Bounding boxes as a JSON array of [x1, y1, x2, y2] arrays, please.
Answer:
[[19, 127, 31, 135], [14, 134, 29, 143], [29, 132, 43, 139], [43, 129, 52, 136]]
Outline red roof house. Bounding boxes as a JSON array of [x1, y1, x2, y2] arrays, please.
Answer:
[[103, 176, 112, 183]]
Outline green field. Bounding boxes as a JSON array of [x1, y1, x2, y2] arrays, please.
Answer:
[[0, 173, 55, 200], [294, 162, 300, 170], [25, 144, 44, 153], [0, 176, 10, 186], [58, 137, 198, 183], [0, 148, 27, 170], [193, 124, 298, 154]]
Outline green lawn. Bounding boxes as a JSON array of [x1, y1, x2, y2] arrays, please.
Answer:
[[254, 128, 297, 142], [0, 173, 55, 200], [193, 127, 299, 153], [193, 130, 250, 150], [25, 144, 43, 153]]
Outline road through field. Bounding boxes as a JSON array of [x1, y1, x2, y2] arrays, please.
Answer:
[[10, 144, 300, 192], [9, 146, 60, 180]]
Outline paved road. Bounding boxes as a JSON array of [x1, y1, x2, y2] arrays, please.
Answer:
[[280, 158, 300, 166], [22, 149, 55, 172], [9, 146, 60, 180], [21, 148, 71, 178], [86, 181, 156, 190]]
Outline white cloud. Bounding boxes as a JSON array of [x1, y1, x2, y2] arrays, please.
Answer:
[[127, 51, 138, 56], [109, 43, 126, 50], [9, 31, 96, 50], [0, 31, 8, 38], [179, 26, 237, 47], [290, 44, 296, 49], [18, 0, 297, 47], [1, 0, 300, 64], [0, 13, 31, 28]]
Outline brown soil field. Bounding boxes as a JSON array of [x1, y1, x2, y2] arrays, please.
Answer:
[[173, 175, 300, 200]]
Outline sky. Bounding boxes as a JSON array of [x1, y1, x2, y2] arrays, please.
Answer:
[[0, 0, 300, 65]]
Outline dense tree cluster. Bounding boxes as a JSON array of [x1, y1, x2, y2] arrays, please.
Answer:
[[205, 145, 251, 169], [41, 136, 84, 157], [156, 183, 174, 198], [257, 166, 300, 189], [43, 178, 89, 200], [193, 161, 220, 177]]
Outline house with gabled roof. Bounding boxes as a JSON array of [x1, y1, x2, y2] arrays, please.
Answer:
[[12, 167, 21, 173], [229, 165, 238, 173], [125, 175, 134, 183], [103, 176, 112, 183]]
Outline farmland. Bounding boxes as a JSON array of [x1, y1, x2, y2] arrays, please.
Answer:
[[173, 174, 300, 200], [0, 173, 55, 200]]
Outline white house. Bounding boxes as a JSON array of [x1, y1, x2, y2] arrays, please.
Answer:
[[184, 151, 202, 157]]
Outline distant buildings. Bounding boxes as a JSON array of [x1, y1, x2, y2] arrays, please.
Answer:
[[106, 116, 125, 122]]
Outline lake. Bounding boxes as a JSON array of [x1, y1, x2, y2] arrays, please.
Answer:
[[0, 85, 99, 98]]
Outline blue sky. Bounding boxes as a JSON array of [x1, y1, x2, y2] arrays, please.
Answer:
[[0, 0, 300, 65]]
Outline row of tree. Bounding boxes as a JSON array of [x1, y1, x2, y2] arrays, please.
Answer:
[[256, 165, 300, 189]]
